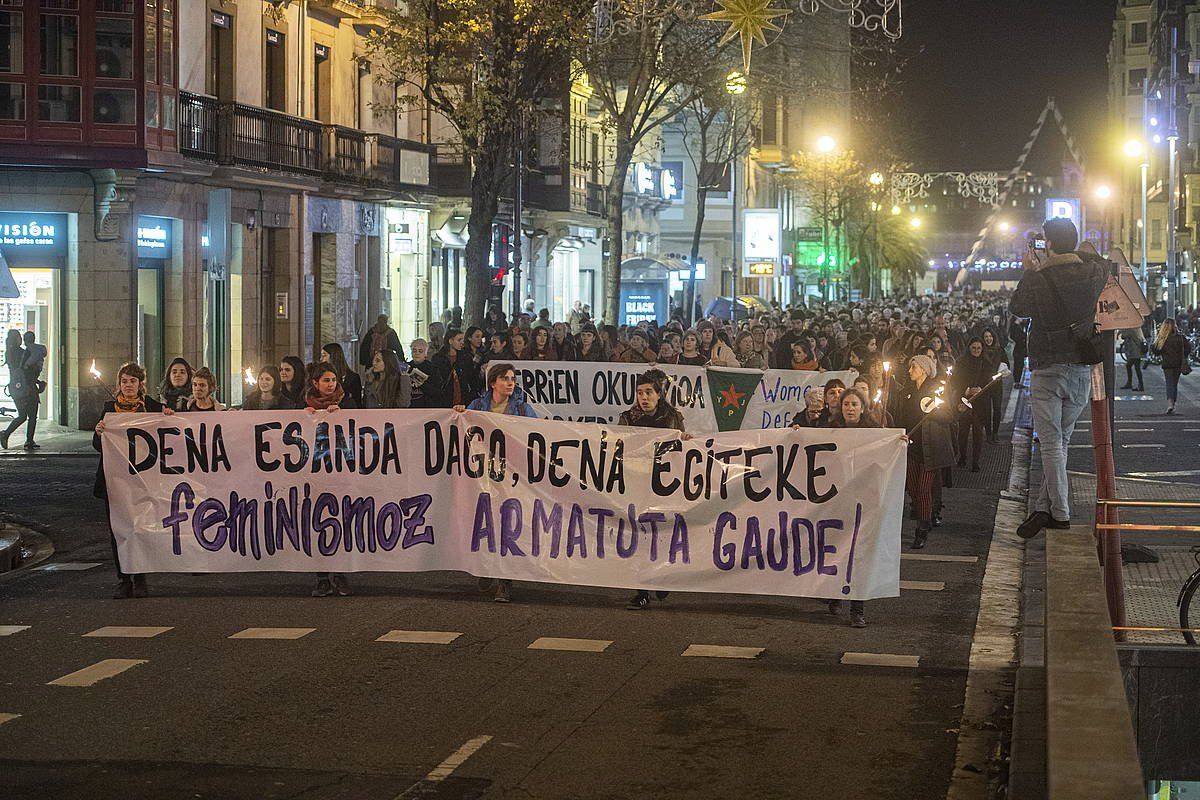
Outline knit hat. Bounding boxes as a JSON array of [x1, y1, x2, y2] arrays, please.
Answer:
[[909, 354, 936, 379], [532, 319, 552, 330], [579, 322, 598, 335]]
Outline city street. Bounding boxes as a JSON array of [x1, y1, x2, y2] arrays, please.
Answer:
[[0, 411, 1016, 800]]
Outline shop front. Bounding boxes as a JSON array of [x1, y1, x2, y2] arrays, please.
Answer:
[[135, 215, 178, 384], [0, 212, 70, 425], [385, 206, 431, 345], [619, 257, 673, 325]]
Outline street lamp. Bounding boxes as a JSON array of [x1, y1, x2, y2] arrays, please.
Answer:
[[1123, 138, 1149, 289], [725, 71, 747, 302], [998, 220, 1011, 233], [725, 70, 747, 95], [869, 171, 884, 186], [815, 135, 838, 300], [1094, 184, 1112, 201], [910, 216, 923, 229]]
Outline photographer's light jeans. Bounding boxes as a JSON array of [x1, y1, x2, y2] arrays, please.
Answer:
[[1029, 363, 1093, 521]]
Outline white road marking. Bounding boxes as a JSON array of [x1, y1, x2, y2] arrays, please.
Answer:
[[527, 637, 611, 653], [423, 735, 493, 783], [1126, 469, 1200, 478], [1186, 428, 1200, 432], [682, 644, 764, 659], [0, 713, 20, 726], [0, 625, 30, 636], [1068, 444, 1091, 449], [841, 652, 920, 668], [229, 627, 315, 640], [900, 580, 946, 592], [1122, 443, 1165, 448], [901, 553, 978, 564], [1117, 428, 1153, 432], [36, 562, 102, 571], [376, 630, 461, 645], [48, 658, 147, 687], [83, 626, 173, 638]]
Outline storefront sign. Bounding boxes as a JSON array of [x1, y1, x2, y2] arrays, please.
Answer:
[[136, 216, 173, 261], [746, 261, 775, 276], [1045, 198, 1081, 230], [101, 410, 905, 601], [0, 212, 69, 267]]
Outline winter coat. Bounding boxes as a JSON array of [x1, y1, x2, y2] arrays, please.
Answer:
[[430, 349, 483, 408], [618, 401, 685, 432], [894, 378, 956, 469], [1155, 332, 1191, 370], [1010, 252, 1109, 369], [466, 385, 538, 417], [93, 396, 164, 499]]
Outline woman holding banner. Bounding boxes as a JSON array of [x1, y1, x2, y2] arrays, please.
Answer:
[[279, 356, 307, 410], [306, 363, 357, 598], [826, 388, 877, 627], [456, 362, 536, 602], [618, 369, 686, 610], [93, 362, 173, 599]]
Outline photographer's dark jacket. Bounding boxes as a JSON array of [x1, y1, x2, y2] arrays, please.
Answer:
[[1009, 253, 1109, 369]]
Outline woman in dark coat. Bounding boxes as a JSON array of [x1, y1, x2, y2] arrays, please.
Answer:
[[1153, 318, 1191, 415], [93, 362, 171, 598], [980, 328, 1006, 441], [278, 356, 308, 410], [618, 369, 686, 610], [895, 355, 956, 550], [157, 357, 194, 412], [321, 343, 363, 409], [826, 388, 878, 627], [429, 329, 483, 408]]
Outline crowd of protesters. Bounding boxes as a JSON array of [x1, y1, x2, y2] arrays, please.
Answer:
[[76, 290, 1026, 625]]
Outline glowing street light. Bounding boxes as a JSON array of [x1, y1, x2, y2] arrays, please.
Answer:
[[869, 171, 884, 186], [1123, 139, 1145, 159], [816, 135, 837, 154], [725, 70, 747, 95], [1093, 184, 1112, 201], [998, 220, 1011, 233], [910, 216, 923, 229]]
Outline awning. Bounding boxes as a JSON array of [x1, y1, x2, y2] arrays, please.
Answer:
[[621, 255, 687, 282]]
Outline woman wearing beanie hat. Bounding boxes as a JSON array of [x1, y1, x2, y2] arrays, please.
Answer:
[[895, 354, 955, 549]]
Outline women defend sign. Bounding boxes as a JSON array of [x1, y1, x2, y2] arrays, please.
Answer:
[[102, 411, 906, 600]]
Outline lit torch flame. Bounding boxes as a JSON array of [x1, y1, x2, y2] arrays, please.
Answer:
[[883, 361, 891, 373], [245, 367, 256, 386], [89, 360, 101, 381], [873, 389, 883, 403]]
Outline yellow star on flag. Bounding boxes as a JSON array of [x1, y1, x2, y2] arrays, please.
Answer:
[[699, 0, 788, 73]]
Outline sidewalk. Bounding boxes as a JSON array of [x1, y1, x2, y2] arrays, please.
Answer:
[[0, 421, 94, 457]]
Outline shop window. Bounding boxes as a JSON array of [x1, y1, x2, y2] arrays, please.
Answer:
[[37, 84, 80, 122], [0, 12, 21, 74], [40, 14, 78, 77], [94, 87, 135, 125], [0, 82, 23, 119], [96, 17, 133, 79]]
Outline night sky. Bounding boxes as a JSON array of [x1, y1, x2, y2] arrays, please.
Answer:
[[893, 0, 1118, 174]]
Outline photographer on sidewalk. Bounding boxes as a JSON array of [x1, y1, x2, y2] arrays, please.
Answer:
[[1010, 218, 1109, 539]]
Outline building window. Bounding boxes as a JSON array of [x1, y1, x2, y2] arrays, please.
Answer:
[[38, 84, 80, 122], [0, 82, 23, 119], [1130, 21, 1148, 45], [265, 29, 286, 112], [144, 2, 157, 82], [162, 92, 175, 129], [1151, 219, 1163, 249], [161, 1, 174, 86], [145, 88, 159, 128], [1128, 68, 1147, 94], [313, 43, 331, 122], [96, 17, 134, 79], [40, 14, 79, 77], [94, 87, 135, 125], [207, 11, 234, 100], [0, 12, 22, 74]]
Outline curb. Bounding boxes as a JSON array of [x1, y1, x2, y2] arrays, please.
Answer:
[[0, 518, 56, 575]]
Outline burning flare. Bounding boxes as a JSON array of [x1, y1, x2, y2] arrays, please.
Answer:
[[245, 367, 256, 386], [89, 359, 101, 381]]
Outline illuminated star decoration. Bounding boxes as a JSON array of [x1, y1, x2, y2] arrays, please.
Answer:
[[699, 0, 789, 73], [719, 383, 746, 411]]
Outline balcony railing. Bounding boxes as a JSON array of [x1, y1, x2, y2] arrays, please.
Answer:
[[178, 92, 433, 192]]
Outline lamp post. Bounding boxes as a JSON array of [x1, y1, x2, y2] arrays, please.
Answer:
[[726, 71, 746, 300], [816, 135, 836, 302], [868, 171, 885, 299], [1124, 137, 1149, 291]]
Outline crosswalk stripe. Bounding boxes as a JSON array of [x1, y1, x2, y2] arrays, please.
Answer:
[[376, 630, 462, 645], [1117, 428, 1153, 432], [527, 637, 611, 653], [83, 626, 173, 638], [900, 580, 946, 591], [0, 713, 20, 726], [1122, 443, 1165, 448], [0, 625, 30, 636], [36, 562, 102, 571], [841, 652, 920, 668], [682, 644, 763, 659], [229, 627, 315, 640], [48, 658, 147, 686], [901, 554, 978, 564]]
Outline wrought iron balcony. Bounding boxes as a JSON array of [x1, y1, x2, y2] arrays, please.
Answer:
[[178, 92, 433, 193]]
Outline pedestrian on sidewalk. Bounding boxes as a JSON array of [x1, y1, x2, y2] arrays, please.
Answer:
[[93, 362, 173, 598], [455, 361, 537, 603], [1119, 327, 1146, 392], [1010, 218, 1108, 539], [1, 329, 35, 450], [1152, 318, 1191, 415], [617, 368, 687, 610]]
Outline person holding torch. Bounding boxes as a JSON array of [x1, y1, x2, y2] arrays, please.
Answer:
[[896, 354, 956, 550]]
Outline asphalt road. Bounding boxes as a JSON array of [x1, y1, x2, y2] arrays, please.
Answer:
[[0, 413, 1016, 799]]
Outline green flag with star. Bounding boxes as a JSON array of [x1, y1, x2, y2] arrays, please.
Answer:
[[705, 367, 763, 432]]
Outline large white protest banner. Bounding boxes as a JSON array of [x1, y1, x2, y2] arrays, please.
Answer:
[[511, 361, 857, 433], [102, 410, 906, 600]]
